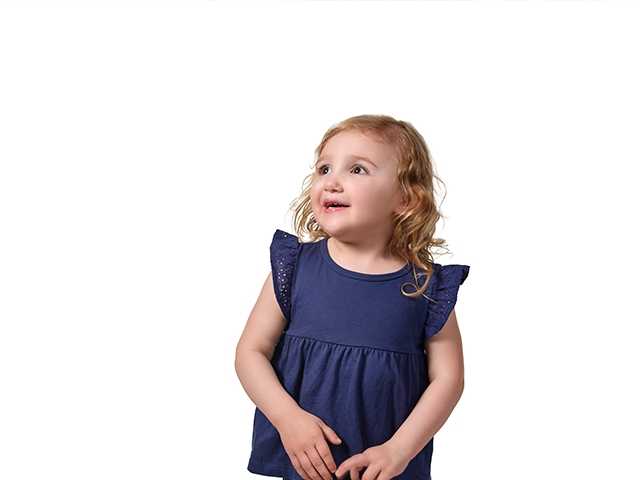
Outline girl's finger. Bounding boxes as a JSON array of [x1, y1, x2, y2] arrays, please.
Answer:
[[300, 450, 322, 480], [290, 455, 310, 480], [314, 441, 337, 473], [307, 447, 333, 480], [336, 453, 368, 478], [318, 422, 342, 445], [293, 451, 313, 480], [360, 463, 381, 480]]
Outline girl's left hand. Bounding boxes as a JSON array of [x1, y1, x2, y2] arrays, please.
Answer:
[[334, 441, 410, 480]]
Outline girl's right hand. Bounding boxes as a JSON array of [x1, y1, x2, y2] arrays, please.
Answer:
[[276, 408, 343, 480]]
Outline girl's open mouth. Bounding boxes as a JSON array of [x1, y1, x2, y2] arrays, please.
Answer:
[[323, 204, 350, 213], [322, 200, 350, 213]]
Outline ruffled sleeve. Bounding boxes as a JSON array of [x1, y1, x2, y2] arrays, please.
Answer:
[[270, 229, 302, 322], [424, 263, 470, 339]]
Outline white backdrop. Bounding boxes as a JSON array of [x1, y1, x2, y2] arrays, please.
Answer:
[[1, 1, 639, 479]]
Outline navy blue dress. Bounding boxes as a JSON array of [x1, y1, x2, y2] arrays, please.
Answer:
[[247, 229, 470, 480]]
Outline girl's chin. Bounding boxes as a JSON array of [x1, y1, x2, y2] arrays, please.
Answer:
[[319, 223, 356, 237]]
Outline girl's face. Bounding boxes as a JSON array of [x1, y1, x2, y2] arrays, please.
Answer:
[[311, 129, 405, 240]]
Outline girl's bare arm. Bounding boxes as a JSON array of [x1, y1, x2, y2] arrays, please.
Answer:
[[234, 272, 300, 429], [387, 309, 465, 461]]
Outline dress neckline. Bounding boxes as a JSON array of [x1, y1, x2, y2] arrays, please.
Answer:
[[321, 237, 412, 281]]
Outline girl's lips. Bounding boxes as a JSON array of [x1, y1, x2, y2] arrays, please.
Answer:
[[323, 205, 350, 213]]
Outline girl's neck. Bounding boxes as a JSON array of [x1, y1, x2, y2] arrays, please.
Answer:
[[327, 236, 407, 274]]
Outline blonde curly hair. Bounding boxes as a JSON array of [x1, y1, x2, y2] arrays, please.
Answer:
[[288, 114, 454, 300]]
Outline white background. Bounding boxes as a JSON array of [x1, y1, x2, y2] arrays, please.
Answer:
[[1, 1, 639, 479]]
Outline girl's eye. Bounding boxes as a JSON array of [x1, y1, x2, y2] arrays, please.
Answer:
[[316, 164, 368, 175]]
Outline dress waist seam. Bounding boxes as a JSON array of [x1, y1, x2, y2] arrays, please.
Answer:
[[282, 332, 425, 357]]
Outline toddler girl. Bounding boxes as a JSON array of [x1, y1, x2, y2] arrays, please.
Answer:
[[235, 114, 470, 480]]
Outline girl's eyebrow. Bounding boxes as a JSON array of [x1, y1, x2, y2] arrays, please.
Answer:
[[317, 154, 378, 168]]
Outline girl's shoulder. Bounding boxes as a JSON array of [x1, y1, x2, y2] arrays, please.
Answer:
[[413, 262, 470, 288], [271, 228, 322, 258], [269, 229, 307, 322], [422, 262, 471, 338]]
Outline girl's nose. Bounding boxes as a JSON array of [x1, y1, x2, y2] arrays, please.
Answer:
[[323, 172, 343, 190], [324, 179, 343, 192]]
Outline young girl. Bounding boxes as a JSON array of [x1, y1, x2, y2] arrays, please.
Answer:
[[235, 114, 470, 480]]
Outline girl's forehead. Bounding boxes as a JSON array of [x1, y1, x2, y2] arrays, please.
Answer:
[[327, 129, 384, 148], [321, 130, 397, 164]]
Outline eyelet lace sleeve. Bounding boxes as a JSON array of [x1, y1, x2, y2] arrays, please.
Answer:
[[424, 263, 470, 339], [270, 229, 302, 322]]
